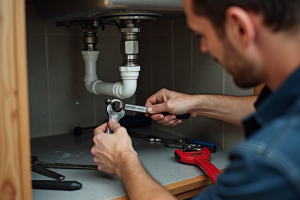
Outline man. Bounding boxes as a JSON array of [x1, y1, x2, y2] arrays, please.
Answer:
[[91, 0, 300, 199]]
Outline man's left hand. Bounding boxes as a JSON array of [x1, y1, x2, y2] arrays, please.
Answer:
[[91, 119, 137, 174]]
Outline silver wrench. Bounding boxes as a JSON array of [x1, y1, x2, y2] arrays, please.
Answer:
[[105, 99, 125, 133], [113, 101, 190, 119]]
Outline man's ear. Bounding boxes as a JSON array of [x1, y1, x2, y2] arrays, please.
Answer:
[[225, 6, 255, 50]]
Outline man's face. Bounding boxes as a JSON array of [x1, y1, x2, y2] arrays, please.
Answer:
[[184, 0, 259, 88]]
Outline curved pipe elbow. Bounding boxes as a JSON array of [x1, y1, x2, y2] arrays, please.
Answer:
[[114, 79, 137, 99], [92, 79, 137, 99]]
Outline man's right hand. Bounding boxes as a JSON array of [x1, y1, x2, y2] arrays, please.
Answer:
[[145, 89, 197, 126]]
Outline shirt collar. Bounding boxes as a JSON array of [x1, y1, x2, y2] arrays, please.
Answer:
[[253, 67, 300, 125], [242, 67, 300, 137]]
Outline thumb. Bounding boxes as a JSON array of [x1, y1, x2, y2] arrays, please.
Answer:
[[109, 118, 122, 132], [147, 102, 169, 114]]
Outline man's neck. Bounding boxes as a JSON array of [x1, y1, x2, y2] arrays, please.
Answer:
[[259, 29, 300, 91]]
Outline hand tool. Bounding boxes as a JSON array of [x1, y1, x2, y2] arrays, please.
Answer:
[[128, 131, 216, 152], [112, 101, 190, 119], [183, 138, 216, 153], [31, 156, 98, 180], [105, 98, 125, 133], [128, 131, 202, 152], [73, 114, 151, 136], [32, 180, 82, 190], [174, 148, 221, 183]]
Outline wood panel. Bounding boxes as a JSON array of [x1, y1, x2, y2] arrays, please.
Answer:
[[254, 84, 265, 95], [175, 186, 208, 200], [113, 169, 225, 200], [0, 0, 32, 199]]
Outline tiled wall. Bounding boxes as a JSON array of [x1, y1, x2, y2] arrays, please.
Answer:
[[27, 4, 253, 150], [136, 19, 253, 151], [26, 5, 135, 138]]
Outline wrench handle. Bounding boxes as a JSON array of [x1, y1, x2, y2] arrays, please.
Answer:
[[195, 158, 221, 184], [161, 112, 190, 120], [123, 104, 190, 119], [105, 122, 113, 134]]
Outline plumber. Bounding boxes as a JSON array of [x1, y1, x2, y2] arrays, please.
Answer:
[[91, 0, 300, 199]]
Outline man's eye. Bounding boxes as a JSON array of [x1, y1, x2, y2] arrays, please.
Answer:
[[194, 34, 202, 39]]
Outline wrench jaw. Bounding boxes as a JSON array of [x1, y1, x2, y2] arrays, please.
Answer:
[[105, 99, 125, 133]]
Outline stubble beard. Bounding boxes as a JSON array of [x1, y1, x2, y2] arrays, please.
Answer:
[[222, 40, 261, 88]]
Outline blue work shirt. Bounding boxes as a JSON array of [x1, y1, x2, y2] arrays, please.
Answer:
[[193, 67, 300, 200]]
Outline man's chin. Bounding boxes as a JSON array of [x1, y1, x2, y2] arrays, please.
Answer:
[[233, 77, 260, 89]]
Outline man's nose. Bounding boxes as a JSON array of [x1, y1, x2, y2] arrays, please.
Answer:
[[200, 38, 209, 53]]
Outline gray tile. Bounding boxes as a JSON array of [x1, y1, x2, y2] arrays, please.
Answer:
[[224, 122, 245, 151], [27, 36, 50, 138], [224, 71, 254, 96], [46, 22, 82, 36], [152, 20, 172, 36], [193, 36, 223, 94], [174, 34, 192, 94], [137, 22, 151, 36], [152, 121, 174, 133], [174, 18, 190, 36], [174, 119, 193, 138], [192, 117, 224, 148], [48, 36, 95, 134], [100, 24, 120, 36], [173, 33, 193, 137], [136, 36, 152, 106], [148, 33, 174, 138], [97, 36, 122, 83], [26, 5, 45, 36], [152, 36, 173, 93]]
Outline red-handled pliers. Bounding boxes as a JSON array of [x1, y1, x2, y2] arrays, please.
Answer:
[[175, 148, 221, 183]]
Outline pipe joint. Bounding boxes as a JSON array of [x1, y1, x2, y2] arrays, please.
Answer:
[[82, 51, 139, 99]]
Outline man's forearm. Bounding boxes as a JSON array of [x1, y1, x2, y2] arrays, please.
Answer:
[[116, 152, 176, 200], [191, 95, 257, 126]]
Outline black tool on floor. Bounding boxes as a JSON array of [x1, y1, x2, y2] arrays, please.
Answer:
[[74, 114, 151, 136], [31, 156, 98, 180], [128, 131, 216, 153], [32, 180, 82, 190]]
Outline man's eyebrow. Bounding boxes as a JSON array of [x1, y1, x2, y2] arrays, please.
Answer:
[[187, 27, 203, 38]]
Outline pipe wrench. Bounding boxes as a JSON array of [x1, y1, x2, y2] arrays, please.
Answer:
[[175, 148, 221, 183]]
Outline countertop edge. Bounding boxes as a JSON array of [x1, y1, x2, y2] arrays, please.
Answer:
[[112, 169, 226, 200]]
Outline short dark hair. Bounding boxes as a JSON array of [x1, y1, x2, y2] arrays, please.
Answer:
[[193, 0, 300, 35]]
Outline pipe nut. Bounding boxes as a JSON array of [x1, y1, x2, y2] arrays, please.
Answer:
[[120, 28, 140, 33], [121, 41, 139, 54], [82, 36, 98, 44]]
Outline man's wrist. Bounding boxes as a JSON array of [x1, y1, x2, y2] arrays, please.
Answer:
[[115, 149, 139, 179], [189, 94, 207, 115]]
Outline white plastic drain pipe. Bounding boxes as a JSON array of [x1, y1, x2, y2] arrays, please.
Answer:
[[82, 51, 140, 99]]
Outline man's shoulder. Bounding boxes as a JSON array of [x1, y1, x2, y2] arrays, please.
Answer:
[[240, 111, 300, 158], [246, 110, 300, 149], [230, 113, 300, 195]]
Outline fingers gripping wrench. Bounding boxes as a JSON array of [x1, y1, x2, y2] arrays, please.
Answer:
[[105, 99, 125, 133]]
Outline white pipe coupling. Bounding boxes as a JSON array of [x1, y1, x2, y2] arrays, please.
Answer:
[[82, 50, 140, 99]]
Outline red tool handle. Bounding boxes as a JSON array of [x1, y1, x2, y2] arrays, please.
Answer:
[[175, 148, 221, 184], [194, 158, 221, 183]]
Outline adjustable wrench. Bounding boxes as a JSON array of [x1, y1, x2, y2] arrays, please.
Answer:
[[105, 99, 125, 133], [112, 101, 190, 119]]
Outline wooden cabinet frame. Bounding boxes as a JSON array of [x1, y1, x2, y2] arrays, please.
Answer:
[[0, 0, 32, 199]]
